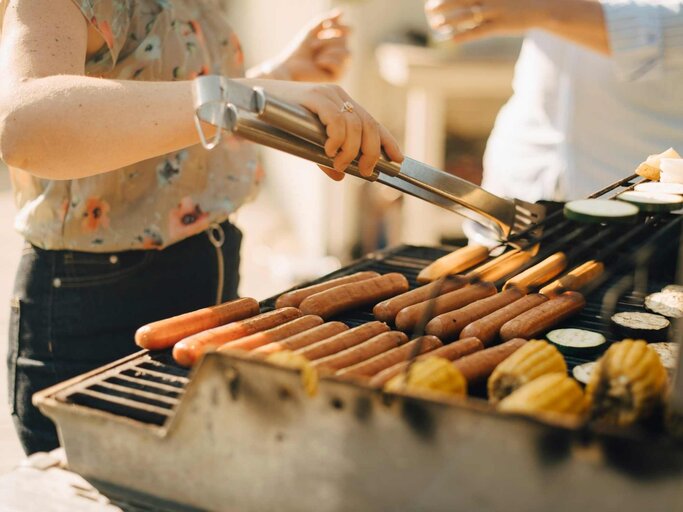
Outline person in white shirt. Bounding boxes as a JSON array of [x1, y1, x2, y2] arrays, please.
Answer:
[[425, 0, 683, 201]]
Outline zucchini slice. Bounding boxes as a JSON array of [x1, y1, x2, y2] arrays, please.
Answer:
[[616, 191, 683, 213], [634, 182, 683, 195], [572, 361, 596, 386], [564, 199, 639, 224], [547, 328, 607, 356], [645, 290, 683, 318], [611, 311, 670, 342]]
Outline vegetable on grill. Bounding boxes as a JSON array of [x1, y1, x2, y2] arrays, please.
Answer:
[[610, 311, 670, 342], [564, 199, 639, 224], [546, 328, 607, 357], [384, 357, 467, 398], [498, 373, 587, 419]]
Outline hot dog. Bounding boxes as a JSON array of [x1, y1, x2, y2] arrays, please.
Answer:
[[499, 291, 586, 341], [367, 336, 484, 388], [275, 271, 380, 309], [217, 315, 323, 352], [426, 287, 526, 341], [465, 250, 533, 283], [417, 245, 490, 283], [135, 298, 260, 350], [312, 331, 409, 371], [394, 282, 496, 333], [297, 322, 389, 361], [539, 260, 604, 298], [253, 322, 349, 356], [459, 294, 549, 346], [172, 307, 302, 367], [452, 338, 527, 387], [336, 336, 443, 378], [373, 277, 467, 323], [300, 273, 409, 320]]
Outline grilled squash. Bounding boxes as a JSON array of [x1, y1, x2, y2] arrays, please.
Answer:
[[384, 357, 467, 397], [586, 339, 668, 426], [498, 373, 586, 418], [488, 340, 567, 404], [266, 350, 318, 397]]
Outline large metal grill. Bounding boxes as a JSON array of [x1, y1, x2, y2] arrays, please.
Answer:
[[33, 173, 683, 512]]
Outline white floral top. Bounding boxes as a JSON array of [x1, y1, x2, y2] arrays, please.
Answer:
[[10, 0, 262, 251]]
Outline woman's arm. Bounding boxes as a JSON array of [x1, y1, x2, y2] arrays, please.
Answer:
[[0, 0, 401, 180]]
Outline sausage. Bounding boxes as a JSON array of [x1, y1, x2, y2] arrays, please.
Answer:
[[217, 315, 323, 352], [300, 273, 410, 320], [373, 277, 467, 323], [172, 307, 302, 367], [459, 294, 549, 346], [135, 298, 260, 350], [503, 252, 568, 294], [367, 336, 484, 388], [253, 322, 349, 356], [312, 331, 409, 371], [417, 245, 490, 283], [453, 338, 527, 386], [465, 250, 533, 283], [394, 282, 497, 333], [499, 291, 586, 341], [275, 271, 380, 309], [539, 260, 604, 297], [337, 336, 443, 378], [426, 287, 526, 341], [297, 321, 389, 360]]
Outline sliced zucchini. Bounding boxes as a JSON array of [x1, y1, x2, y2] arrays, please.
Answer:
[[547, 328, 607, 356], [572, 361, 596, 386], [645, 290, 683, 318], [663, 284, 683, 294], [616, 191, 683, 213], [564, 199, 639, 224], [611, 311, 670, 342], [648, 342, 679, 371], [634, 182, 683, 195]]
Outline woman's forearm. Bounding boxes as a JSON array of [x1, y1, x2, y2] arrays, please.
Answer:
[[543, 0, 610, 55]]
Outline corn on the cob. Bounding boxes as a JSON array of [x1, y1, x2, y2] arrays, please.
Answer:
[[488, 340, 567, 404], [498, 373, 586, 418], [266, 350, 318, 397], [384, 357, 467, 398], [586, 339, 668, 426]]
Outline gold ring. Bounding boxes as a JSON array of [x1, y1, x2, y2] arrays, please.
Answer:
[[340, 101, 355, 114], [470, 4, 484, 27]]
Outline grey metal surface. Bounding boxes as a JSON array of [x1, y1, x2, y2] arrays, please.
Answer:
[[35, 353, 683, 512]]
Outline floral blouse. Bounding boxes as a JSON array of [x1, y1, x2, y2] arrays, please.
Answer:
[[10, 0, 262, 252]]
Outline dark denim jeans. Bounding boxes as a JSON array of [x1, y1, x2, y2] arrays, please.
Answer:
[[6, 221, 241, 454]]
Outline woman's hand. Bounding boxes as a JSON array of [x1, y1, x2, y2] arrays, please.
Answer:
[[249, 11, 351, 83], [424, 0, 609, 54], [259, 81, 404, 181]]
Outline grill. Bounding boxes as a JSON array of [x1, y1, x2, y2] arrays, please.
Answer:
[[34, 174, 683, 512]]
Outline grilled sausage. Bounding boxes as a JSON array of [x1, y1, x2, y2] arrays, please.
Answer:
[[394, 282, 496, 333], [217, 315, 323, 352], [426, 287, 526, 341], [275, 271, 380, 309], [459, 294, 549, 346], [300, 273, 409, 320], [337, 336, 443, 378], [253, 322, 349, 356], [172, 307, 302, 367], [417, 245, 490, 283], [373, 277, 467, 323], [135, 298, 260, 350], [503, 252, 568, 293], [465, 250, 533, 283], [367, 336, 484, 388], [539, 260, 604, 297], [499, 291, 586, 341], [297, 322, 389, 360], [312, 331, 409, 371], [453, 338, 527, 386]]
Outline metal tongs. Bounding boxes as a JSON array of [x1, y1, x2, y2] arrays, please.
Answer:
[[192, 76, 545, 243]]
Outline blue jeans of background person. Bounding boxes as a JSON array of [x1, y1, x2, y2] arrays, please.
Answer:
[[6, 221, 241, 455]]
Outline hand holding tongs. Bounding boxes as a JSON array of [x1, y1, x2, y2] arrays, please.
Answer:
[[192, 76, 545, 243]]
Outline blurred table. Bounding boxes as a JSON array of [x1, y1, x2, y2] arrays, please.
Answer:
[[376, 42, 519, 245]]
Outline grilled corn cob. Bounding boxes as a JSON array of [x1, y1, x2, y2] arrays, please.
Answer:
[[488, 340, 567, 404], [586, 339, 668, 426], [266, 350, 318, 397], [384, 357, 467, 398], [498, 373, 586, 418]]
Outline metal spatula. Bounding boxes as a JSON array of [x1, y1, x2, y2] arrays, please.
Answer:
[[193, 76, 545, 243]]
